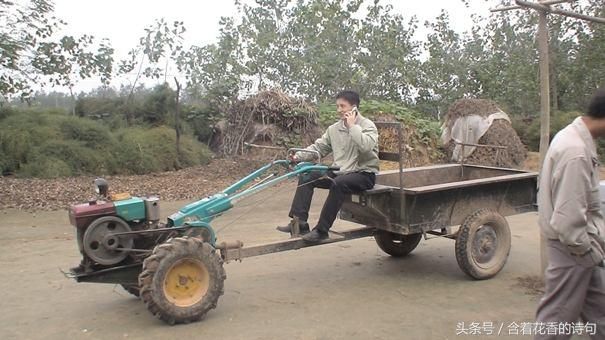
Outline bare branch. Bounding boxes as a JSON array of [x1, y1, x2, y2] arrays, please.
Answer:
[[490, 5, 522, 13], [550, 7, 605, 24], [540, 0, 575, 5], [499, 0, 605, 24], [491, 0, 573, 13]]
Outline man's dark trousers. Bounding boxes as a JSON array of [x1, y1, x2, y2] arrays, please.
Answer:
[[289, 170, 376, 233]]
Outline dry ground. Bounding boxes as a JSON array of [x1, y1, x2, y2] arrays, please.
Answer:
[[1, 154, 598, 339], [0, 184, 594, 340]]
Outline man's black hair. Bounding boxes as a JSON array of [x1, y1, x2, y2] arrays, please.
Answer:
[[588, 87, 605, 118], [336, 90, 360, 107]]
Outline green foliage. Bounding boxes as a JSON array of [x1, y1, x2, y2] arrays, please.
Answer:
[[25, 140, 108, 176], [140, 84, 176, 125], [1, 1, 114, 103], [183, 104, 223, 143], [512, 110, 605, 162], [0, 107, 16, 120], [114, 126, 211, 174], [193, 0, 604, 118], [0, 109, 212, 177], [60, 116, 116, 148], [318, 100, 440, 142], [512, 111, 581, 152], [20, 157, 73, 178]]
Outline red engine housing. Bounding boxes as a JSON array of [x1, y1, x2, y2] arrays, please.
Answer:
[[69, 201, 116, 229]]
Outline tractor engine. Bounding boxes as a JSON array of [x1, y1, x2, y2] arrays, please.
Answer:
[[69, 179, 163, 272]]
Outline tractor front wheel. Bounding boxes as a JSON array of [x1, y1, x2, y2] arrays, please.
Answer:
[[138, 237, 226, 324]]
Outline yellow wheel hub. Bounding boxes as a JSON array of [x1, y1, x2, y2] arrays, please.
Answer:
[[163, 259, 209, 307]]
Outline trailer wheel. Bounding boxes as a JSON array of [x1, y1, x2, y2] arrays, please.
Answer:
[[455, 209, 511, 280], [139, 237, 226, 324], [120, 284, 140, 298], [374, 230, 422, 257]]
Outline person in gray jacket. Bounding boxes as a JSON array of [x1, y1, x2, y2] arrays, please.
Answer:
[[535, 88, 605, 340], [277, 90, 379, 242]]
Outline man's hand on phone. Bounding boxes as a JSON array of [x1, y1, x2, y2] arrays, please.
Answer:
[[343, 110, 356, 128]]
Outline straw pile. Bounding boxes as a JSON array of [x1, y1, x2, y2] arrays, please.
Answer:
[[444, 99, 527, 168], [214, 90, 322, 156], [371, 113, 443, 168]]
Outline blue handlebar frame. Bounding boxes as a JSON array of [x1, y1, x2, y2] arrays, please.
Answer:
[[167, 160, 333, 241]]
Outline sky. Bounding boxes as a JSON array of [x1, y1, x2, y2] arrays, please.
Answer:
[[49, 0, 494, 92]]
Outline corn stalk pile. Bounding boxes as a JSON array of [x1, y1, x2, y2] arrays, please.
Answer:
[[220, 90, 321, 156]]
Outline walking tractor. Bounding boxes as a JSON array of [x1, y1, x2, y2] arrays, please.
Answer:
[[66, 123, 538, 325]]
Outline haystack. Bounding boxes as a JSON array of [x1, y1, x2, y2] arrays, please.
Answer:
[[371, 113, 443, 168], [443, 99, 527, 168], [214, 90, 322, 157]]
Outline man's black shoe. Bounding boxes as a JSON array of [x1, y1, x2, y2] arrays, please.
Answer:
[[276, 220, 310, 235], [302, 229, 329, 242]]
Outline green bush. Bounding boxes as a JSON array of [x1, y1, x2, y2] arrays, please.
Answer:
[[183, 104, 223, 143], [0, 107, 16, 120], [31, 140, 108, 174], [0, 113, 62, 173], [114, 126, 211, 175], [512, 111, 581, 152], [20, 157, 73, 178], [0, 108, 213, 178], [0, 152, 8, 175], [60, 116, 115, 149], [318, 100, 441, 141]]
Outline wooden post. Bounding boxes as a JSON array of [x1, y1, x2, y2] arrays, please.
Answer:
[[490, 0, 605, 275], [537, 4, 551, 274]]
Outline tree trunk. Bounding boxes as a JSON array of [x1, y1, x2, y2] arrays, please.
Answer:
[[174, 77, 182, 170], [69, 86, 76, 116], [126, 52, 147, 126]]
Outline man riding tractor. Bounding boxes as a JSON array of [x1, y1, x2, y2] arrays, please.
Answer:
[[277, 90, 379, 242]]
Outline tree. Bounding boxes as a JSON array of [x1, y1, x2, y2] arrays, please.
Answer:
[[1, 0, 114, 104], [1, 0, 62, 101], [119, 18, 187, 161], [179, 16, 246, 109], [415, 11, 468, 117], [34, 35, 114, 114], [119, 18, 186, 100], [356, 1, 419, 101]]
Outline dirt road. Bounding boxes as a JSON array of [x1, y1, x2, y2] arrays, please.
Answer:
[[0, 184, 585, 340]]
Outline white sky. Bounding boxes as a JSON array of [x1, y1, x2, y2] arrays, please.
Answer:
[[50, 0, 494, 92]]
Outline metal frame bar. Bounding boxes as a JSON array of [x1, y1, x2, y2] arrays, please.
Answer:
[[66, 263, 143, 285], [454, 141, 507, 150], [68, 227, 377, 284], [220, 226, 376, 262], [374, 121, 405, 217]]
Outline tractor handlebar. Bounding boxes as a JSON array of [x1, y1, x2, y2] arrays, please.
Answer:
[[287, 148, 321, 164]]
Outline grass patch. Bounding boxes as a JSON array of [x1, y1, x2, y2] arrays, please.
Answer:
[[0, 109, 212, 177]]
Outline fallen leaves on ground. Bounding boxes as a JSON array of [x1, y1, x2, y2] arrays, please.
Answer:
[[0, 158, 266, 211]]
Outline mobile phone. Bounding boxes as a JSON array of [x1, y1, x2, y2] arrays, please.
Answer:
[[352, 106, 359, 116]]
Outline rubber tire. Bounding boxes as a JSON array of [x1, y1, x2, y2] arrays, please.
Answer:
[[375, 230, 422, 257], [455, 209, 511, 280], [121, 284, 140, 298], [138, 237, 226, 325]]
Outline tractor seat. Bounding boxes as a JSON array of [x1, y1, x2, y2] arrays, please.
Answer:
[[362, 184, 396, 195]]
